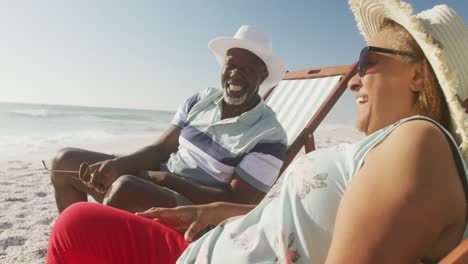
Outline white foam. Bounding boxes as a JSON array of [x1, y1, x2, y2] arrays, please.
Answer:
[[8, 109, 49, 118]]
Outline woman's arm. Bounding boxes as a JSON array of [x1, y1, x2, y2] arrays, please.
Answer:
[[136, 202, 255, 241], [325, 121, 465, 263]]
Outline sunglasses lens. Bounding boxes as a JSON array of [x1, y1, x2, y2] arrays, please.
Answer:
[[358, 48, 368, 77]]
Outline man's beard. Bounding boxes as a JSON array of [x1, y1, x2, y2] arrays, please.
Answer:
[[223, 89, 248, 105]]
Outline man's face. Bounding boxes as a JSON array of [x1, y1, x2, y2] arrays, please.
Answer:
[[221, 48, 268, 106]]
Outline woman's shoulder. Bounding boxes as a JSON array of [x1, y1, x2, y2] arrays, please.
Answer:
[[368, 118, 455, 173], [331, 118, 466, 264], [387, 118, 448, 143], [378, 118, 453, 159], [361, 117, 463, 210]]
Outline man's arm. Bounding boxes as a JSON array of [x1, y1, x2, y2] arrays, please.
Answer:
[[115, 124, 181, 173], [92, 90, 200, 191], [156, 132, 286, 205], [89, 124, 181, 190], [154, 171, 266, 205], [153, 139, 286, 205], [93, 124, 180, 187]]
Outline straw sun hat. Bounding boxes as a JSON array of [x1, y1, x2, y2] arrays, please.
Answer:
[[209, 25, 286, 90], [349, 0, 468, 160]]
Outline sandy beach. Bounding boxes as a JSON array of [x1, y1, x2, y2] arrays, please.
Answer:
[[0, 124, 363, 264]]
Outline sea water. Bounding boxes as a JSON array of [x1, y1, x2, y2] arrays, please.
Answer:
[[0, 102, 174, 161]]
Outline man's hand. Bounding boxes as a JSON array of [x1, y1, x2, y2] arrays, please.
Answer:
[[88, 158, 129, 191], [135, 204, 220, 242]]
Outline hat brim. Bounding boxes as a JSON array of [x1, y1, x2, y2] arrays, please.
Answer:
[[349, 0, 468, 159], [208, 37, 286, 90]]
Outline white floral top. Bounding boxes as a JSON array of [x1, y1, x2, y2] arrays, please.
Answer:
[[177, 116, 468, 264]]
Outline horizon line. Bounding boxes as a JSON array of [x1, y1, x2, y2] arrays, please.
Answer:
[[0, 100, 176, 113]]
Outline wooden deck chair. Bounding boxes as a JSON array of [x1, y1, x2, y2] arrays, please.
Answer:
[[263, 63, 357, 174], [440, 239, 468, 264]]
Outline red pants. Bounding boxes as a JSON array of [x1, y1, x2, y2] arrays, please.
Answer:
[[47, 202, 190, 264]]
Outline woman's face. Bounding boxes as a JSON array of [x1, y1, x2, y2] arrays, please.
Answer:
[[348, 29, 423, 135]]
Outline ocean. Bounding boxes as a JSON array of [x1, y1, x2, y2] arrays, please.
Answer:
[[0, 102, 174, 161]]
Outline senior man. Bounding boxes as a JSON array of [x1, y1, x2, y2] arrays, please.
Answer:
[[50, 25, 287, 213]]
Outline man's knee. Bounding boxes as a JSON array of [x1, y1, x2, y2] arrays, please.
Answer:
[[51, 147, 80, 170], [50, 147, 81, 186], [104, 175, 139, 208]]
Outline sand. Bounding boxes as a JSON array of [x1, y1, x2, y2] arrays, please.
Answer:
[[0, 124, 363, 264], [0, 136, 155, 264]]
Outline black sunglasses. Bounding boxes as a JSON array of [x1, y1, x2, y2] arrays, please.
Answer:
[[357, 46, 418, 77]]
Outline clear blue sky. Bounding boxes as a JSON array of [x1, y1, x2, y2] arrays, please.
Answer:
[[0, 0, 466, 119]]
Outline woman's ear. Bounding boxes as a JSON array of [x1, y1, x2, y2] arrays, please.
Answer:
[[410, 62, 425, 92]]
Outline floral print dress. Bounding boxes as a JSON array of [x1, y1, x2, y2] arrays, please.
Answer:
[[177, 116, 468, 264]]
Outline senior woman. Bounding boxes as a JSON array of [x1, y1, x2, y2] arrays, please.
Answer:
[[46, 0, 468, 263]]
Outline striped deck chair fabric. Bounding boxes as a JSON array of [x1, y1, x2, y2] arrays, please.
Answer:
[[263, 64, 357, 173]]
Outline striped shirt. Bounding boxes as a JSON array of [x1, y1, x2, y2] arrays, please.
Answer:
[[166, 87, 287, 192]]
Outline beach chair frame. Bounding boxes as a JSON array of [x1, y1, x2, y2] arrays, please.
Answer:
[[440, 239, 468, 263], [263, 63, 357, 173]]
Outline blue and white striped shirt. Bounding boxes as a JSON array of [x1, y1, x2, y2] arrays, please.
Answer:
[[166, 87, 287, 192]]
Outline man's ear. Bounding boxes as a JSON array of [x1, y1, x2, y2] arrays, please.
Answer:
[[410, 62, 425, 92], [259, 71, 268, 91], [262, 69, 269, 83]]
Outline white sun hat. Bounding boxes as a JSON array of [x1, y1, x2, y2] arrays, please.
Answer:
[[208, 25, 286, 90], [349, 0, 468, 160]]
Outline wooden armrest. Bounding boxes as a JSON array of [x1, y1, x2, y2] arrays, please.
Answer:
[[439, 239, 468, 264]]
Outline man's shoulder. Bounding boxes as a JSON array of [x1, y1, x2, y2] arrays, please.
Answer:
[[196, 87, 222, 101], [254, 104, 287, 143], [184, 87, 222, 114]]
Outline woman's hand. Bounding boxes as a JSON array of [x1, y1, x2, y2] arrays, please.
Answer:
[[135, 203, 220, 242]]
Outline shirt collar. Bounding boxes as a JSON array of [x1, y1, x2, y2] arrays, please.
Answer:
[[213, 93, 266, 125]]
